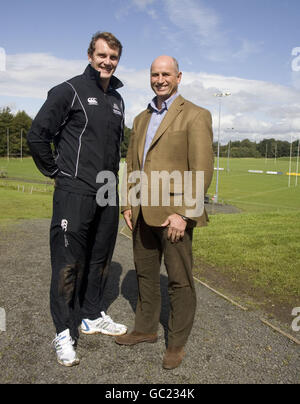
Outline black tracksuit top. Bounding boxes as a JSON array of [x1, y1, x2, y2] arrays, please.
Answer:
[[27, 64, 124, 195]]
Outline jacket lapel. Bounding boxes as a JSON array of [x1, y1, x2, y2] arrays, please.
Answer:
[[137, 110, 152, 168], [149, 95, 184, 150], [136, 95, 185, 168]]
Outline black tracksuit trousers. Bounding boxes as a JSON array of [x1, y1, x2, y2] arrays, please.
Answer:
[[50, 188, 119, 340]]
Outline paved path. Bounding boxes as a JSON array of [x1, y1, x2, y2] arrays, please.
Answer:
[[0, 219, 299, 384]]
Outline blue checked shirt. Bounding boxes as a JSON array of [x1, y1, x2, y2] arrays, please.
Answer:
[[142, 92, 179, 168]]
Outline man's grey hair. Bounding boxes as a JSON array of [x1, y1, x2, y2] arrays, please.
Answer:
[[172, 57, 179, 72]]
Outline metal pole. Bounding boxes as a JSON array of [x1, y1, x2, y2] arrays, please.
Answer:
[[227, 140, 231, 172], [288, 134, 293, 188], [7, 128, 9, 161], [21, 129, 23, 161], [296, 138, 299, 187], [215, 98, 221, 203], [213, 92, 231, 203]]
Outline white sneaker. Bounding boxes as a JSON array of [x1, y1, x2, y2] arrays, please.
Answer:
[[81, 312, 127, 336], [52, 329, 80, 367]]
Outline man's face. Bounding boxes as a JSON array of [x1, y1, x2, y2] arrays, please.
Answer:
[[150, 57, 182, 101], [88, 38, 120, 80]]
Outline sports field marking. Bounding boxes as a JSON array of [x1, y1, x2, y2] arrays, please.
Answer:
[[230, 186, 292, 201], [226, 198, 300, 210]]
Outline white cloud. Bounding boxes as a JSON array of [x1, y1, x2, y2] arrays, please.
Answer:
[[1, 52, 300, 143], [119, 0, 263, 63], [176, 72, 300, 143], [232, 39, 264, 61], [0, 53, 86, 99], [159, 0, 230, 61], [131, 0, 156, 9], [114, 0, 157, 19], [164, 0, 220, 46], [291, 71, 300, 90]]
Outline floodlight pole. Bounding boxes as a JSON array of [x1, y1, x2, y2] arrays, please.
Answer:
[[296, 138, 299, 187], [6, 128, 9, 161], [288, 134, 293, 188], [227, 140, 231, 172], [213, 92, 231, 203]]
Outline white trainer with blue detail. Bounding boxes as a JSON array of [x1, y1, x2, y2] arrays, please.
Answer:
[[52, 329, 80, 367], [81, 312, 127, 336]]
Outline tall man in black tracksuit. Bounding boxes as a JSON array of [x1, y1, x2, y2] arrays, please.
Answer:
[[27, 32, 127, 367]]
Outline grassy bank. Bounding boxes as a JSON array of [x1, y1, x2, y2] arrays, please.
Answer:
[[0, 158, 53, 226], [193, 211, 300, 309], [0, 187, 52, 223], [208, 157, 300, 213], [0, 157, 47, 182], [2, 157, 300, 214]]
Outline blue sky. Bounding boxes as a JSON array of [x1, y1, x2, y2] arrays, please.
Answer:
[[1, 0, 300, 143]]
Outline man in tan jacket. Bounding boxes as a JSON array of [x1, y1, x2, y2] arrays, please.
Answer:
[[116, 55, 214, 370]]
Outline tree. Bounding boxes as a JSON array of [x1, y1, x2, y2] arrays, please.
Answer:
[[121, 126, 131, 158], [10, 111, 32, 157], [0, 108, 32, 157], [0, 106, 298, 160], [0, 107, 14, 157]]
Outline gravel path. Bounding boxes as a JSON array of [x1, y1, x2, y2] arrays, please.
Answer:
[[0, 219, 299, 384]]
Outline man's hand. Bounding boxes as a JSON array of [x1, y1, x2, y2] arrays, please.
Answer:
[[161, 214, 187, 243], [123, 209, 133, 231]]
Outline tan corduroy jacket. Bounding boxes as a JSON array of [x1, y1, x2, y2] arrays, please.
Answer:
[[121, 95, 214, 229]]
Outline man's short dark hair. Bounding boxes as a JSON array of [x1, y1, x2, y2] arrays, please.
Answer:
[[88, 32, 123, 59]]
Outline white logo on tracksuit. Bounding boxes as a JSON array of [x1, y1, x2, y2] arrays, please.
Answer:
[[61, 219, 69, 247]]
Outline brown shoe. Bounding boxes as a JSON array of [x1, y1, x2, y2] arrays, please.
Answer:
[[163, 346, 185, 370], [115, 331, 158, 346]]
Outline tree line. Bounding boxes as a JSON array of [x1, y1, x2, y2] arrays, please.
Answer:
[[0, 107, 32, 158], [214, 138, 300, 158], [0, 107, 299, 159]]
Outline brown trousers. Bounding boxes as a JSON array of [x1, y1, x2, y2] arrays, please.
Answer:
[[132, 213, 197, 347]]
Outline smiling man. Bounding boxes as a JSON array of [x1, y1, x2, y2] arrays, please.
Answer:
[[150, 56, 182, 109], [27, 32, 127, 367], [116, 56, 214, 370], [88, 33, 121, 92]]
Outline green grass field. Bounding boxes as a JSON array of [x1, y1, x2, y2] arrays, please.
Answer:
[[0, 157, 50, 182], [0, 156, 299, 316], [208, 157, 300, 212], [1, 156, 299, 213], [193, 211, 300, 301], [0, 158, 53, 225]]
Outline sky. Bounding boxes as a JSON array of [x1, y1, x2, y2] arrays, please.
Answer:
[[0, 0, 300, 144]]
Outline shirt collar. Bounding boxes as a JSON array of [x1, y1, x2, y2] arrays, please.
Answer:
[[85, 64, 124, 91], [148, 92, 179, 113]]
